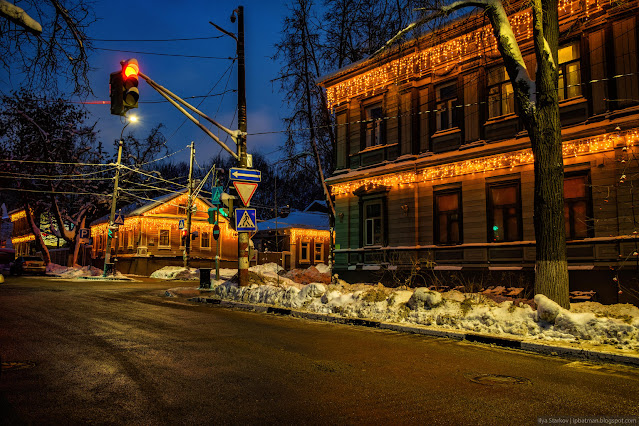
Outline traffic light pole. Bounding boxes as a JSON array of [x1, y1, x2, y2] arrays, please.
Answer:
[[184, 141, 195, 268], [103, 140, 123, 277], [236, 5, 249, 287]]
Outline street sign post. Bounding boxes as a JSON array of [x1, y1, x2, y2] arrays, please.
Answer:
[[113, 213, 125, 225], [235, 208, 257, 232], [233, 181, 258, 206], [229, 167, 261, 183], [212, 186, 223, 205]]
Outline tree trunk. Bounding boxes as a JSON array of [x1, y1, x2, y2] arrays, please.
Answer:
[[530, 0, 570, 308]]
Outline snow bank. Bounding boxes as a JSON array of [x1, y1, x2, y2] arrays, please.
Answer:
[[195, 265, 639, 351], [48, 263, 127, 279]]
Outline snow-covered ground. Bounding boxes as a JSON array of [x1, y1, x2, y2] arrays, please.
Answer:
[[155, 263, 639, 352]]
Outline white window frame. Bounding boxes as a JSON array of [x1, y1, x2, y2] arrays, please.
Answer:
[[364, 200, 383, 246], [127, 229, 134, 249], [201, 231, 211, 250], [314, 242, 324, 263], [158, 229, 171, 249], [300, 240, 311, 263], [364, 103, 384, 148]]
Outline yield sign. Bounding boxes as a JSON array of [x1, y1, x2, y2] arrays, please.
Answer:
[[233, 181, 258, 206]]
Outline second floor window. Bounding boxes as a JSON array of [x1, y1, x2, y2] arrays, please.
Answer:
[[564, 174, 591, 240], [177, 204, 187, 216], [487, 66, 514, 118], [436, 82, 459, 131], [434, 189, 462, 245], [488, 181, 522, 242], [365, 103, 384, 147], [558, 42, 581, 101]]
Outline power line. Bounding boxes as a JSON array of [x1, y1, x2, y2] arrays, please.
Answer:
[[92, 47, 236, 60], [89, 35, 225, 42]]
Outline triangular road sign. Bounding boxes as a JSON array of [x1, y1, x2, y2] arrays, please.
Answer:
[[233, 181, 258, 206]]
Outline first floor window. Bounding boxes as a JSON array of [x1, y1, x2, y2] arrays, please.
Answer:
[[159, 229, 170, 248], [128, 230, 134, 248], [314, 242, 324, 262], [488, 181, 522, 242], [364, 200, 383, 246], [435, 189, 462, 245], [564, 174, 591, 240], [201, 232, 211, 249], [300, 241, 310, 262]]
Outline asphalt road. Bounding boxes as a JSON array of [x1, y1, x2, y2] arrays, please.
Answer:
[[1, 276, 638, 425]]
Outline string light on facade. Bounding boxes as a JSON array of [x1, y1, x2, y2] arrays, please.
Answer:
[[289, 228, 331, 242], [10, 210, 26, 222], [325, 0, 610, 110], [330, 129, 638, 195], [12, 234, 35, 244]]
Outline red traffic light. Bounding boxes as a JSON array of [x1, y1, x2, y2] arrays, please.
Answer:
[[124, 61, 139, 78]]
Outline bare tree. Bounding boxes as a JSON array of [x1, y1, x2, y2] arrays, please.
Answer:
[[0, 0, 96, 96], [378, 0, 570, 307]]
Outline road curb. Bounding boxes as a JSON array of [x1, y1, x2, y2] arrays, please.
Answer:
[[187, 296, 639, 367]]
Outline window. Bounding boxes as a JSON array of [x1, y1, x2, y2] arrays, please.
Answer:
[[300, 241, 310, 263], [118, 232, 124, 248], [201, 231, 211, 249], [564, 174, 591, 240], [488, 181, 522, 242], [314, 242, 324, 262], [159, 229, 170, 248], [364, 200, 383, 246], [364, 103, 384, 147], [434, 189, 462, 245], [487, 66, 514, 118], [558, 42, 581, 101], [177, 204, 187, 216], [436, 82, 459, 131], [127, 230, 134, 248]]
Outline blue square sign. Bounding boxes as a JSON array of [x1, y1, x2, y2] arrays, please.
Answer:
[[235, 208, 257, 232]]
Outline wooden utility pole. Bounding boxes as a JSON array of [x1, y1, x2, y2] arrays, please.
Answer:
[[103, 140, 123, 277], [184, 141, 195, 267], [236, 5, 249, 287]]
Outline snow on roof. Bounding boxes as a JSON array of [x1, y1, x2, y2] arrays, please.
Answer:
[[303, 200, 328, 213], [90, 189, 212, 226], [258, 210, 329, 232]]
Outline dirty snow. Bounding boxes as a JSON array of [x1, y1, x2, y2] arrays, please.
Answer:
[[167, 264, 639, 352], [47, 263, 128, 279]]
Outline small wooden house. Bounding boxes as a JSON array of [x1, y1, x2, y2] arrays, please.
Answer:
[[90, 191, 237, 275], [254, 201, 331, 269]]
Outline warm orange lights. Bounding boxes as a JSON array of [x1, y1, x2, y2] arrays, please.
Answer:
[[330, 129, 638, 195], [12, 234, 35, 244], [325, 0, 609, 109], [10, 210, 26, 222], [290, 228, 331, 242]]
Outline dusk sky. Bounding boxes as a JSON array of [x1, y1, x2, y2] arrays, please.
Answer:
[[10, 1, 296, 166]]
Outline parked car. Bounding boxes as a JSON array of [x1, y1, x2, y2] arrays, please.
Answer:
[[10, 256, 46, 276]]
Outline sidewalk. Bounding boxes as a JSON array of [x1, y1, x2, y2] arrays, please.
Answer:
[[166, 286, 639, 367]]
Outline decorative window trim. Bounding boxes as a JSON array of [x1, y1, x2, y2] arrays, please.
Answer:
[[158, 229, 171, 249], [486, 180, 523, 243], [300, 240, 311, 263], [314, 242, 324, 263], [201, 231, 211, 250]]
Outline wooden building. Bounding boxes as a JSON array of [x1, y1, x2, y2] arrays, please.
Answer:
[[319, 0, 639, 303], [91, 191, 237, 275], [253, 201, 331, 269], [8, 209, 35, 257]]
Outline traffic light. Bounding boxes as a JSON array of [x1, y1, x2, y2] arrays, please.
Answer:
[[220, 192, 236, 229], [207, 207, 217, 225], [122, 59, 139, 110], [109, 71, 124, 115], [181, 229, 188, 246], [191, 231, 199, 241]]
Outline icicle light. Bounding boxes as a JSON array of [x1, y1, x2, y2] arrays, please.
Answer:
[[330, 129, 638, 195], [12, 234, 35, 244]]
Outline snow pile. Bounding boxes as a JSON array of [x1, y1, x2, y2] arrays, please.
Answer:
[[284, 265, 330, 284], [48, 263, 127, 279], [197, 266, 639, 351], [150, 266, 199, 280]]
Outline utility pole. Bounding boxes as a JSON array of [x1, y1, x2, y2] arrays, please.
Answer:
[[184, 141, 195, 268], [236, 5, 249, 287], [215, 171, 221, 281], [103, 140, 123, 277]]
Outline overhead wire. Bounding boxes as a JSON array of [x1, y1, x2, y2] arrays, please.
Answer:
[[92, 47, 236, 60]]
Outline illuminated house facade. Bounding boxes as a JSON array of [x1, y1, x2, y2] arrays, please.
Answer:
[[91, 191, 237, 275], [8, 209, 35, 257], [320, 0, 639, 301], [254, 201, 331, 269]]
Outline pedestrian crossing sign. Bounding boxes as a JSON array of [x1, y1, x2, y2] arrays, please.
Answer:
[[235, 208, 257, 232]]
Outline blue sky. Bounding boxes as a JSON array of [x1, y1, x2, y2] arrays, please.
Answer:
[[69, 1, 291, 165]]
